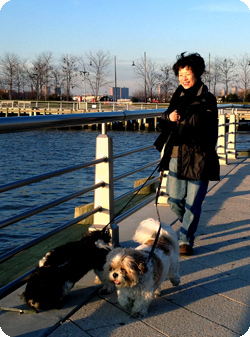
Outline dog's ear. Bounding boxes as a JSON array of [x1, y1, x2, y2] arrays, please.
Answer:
[[137, 261, 148, 274]]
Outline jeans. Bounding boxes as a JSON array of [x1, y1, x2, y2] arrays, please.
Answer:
[[166, 158, 208, 247]]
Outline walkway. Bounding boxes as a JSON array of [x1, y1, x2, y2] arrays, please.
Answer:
[[1, 158, 250, 337]]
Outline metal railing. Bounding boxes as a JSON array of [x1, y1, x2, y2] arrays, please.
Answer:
[[0, 100, 169, 116], [217, 106, 250, 164], [0, 105, 249, 297], [0, 109, 164, 297], [0, 109, 165, 133]]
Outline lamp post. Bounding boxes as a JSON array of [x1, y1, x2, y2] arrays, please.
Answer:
[[80, 67, 89, 102], [208, 53, 211, 92], [114, 56, 117, 102], [144, 52, 147, 103], [132, 52, 147, 103]]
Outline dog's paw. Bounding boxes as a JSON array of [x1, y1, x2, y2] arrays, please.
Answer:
[[169, 277, 180, 286], [131, 305, 148, 318], [132, 310, 147, 318]]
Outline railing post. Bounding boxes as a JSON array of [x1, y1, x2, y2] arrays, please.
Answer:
[[91, 132, 119, 246], [217, 113, 228, 165], [227, 113, 237, 159]]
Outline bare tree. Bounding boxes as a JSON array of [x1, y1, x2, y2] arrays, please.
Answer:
[[84, 50, 112, 101], [209, 57, 222, 96], [50, 65, 64, 99], [29, 52, 54, 100], [132, 54, 160, 102], [15, 59, 29, 99], [146, 59, 160, 101], [158, 63, 176, 101], [218, 57, 236, 96], [236, 53, 250, 100], [60, 54, 78, 100], [0, 52, 21, 99]]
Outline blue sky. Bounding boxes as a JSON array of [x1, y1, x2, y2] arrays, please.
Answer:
[[0, 0, 249, 94]]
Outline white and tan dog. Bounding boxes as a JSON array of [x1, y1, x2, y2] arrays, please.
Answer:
[[103, 218, 180, 317]]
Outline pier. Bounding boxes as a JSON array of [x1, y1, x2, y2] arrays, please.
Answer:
[[1, 101, 250, 132], [0, 106, 250, 336], [0, 157, 250, 337]]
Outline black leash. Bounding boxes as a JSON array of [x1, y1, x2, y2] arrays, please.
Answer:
[[147, 168, 165, 262], [99, 163, 166, 264]]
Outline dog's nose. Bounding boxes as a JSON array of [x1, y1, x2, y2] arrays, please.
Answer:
[[113, 273, 118, 279]]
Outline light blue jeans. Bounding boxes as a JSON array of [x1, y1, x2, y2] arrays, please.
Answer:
[[166, 158, 208, 247]]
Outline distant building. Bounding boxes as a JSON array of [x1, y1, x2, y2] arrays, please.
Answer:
[[110, 87, 120, 100], [221, 88, 226, 96], [54, 87, 62, 96], [110, 87, 129, 101], [221, 86, 238, 97], [42, 85, 62, 96], [120, 87, 129, 99]]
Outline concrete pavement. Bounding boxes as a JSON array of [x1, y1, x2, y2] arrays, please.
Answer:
[[1, 157, 250, 337]]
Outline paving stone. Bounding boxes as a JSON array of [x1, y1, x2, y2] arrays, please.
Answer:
[[67, 295, 165, 337], [161, 283, 250, 336], [48, 320, 89, 337], [69, 295, 136, 331], [142, 297, 240, 337]]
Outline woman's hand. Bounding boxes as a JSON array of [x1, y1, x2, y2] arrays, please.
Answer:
[[169, 110, 180, 123]]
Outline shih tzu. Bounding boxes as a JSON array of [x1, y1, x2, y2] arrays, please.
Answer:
[[102, 218, 180, 317], [22, 229, 113, 310]]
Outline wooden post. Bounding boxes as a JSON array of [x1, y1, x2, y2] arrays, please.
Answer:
[[217, 113, 228, 165], [154, 117, 158, 131], [227, 113, 237, 159]]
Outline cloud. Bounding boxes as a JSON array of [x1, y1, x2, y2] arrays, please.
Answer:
[[192, 2, 249, 13], [0, 0, 10, 11], [240, 0, 250, 10]]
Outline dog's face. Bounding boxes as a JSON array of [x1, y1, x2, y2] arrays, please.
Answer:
[[105, 248, 148, 288]]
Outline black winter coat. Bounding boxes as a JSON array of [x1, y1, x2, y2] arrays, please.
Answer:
[[154, 82, 220, 181]]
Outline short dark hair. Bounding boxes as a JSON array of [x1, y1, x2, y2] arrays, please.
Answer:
[[173, 52, 205, 78]]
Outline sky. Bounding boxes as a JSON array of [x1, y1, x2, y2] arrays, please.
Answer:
[[0, 0, 250, 95]]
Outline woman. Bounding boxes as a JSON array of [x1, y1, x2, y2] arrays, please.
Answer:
[[154, 52, 220, 255]]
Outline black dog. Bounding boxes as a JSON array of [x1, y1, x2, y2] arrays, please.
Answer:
[[22, 229, 112, 310]]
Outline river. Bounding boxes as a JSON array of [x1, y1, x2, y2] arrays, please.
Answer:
[[0, 129, 249, 256], [0, 129, 160, 256]]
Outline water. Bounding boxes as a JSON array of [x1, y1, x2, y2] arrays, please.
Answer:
[[0, 129, 250, 257], [0, 129, 160, 256]]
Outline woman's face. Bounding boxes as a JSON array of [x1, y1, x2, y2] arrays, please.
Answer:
[[178, 66, 197, 89]]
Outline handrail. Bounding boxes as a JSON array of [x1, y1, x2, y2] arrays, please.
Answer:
[[0, 157, 107, 193], [114, 176, 159, 205], [0, 206, 102, 264], [113, 145, 154, 159], [218, 104, 250, 109], [115, 193, 156, 224], [0, 182, 105, 230], [114, 160, 160, 182], [0, 109, 166, 133], [0, 206, 103, 297]]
